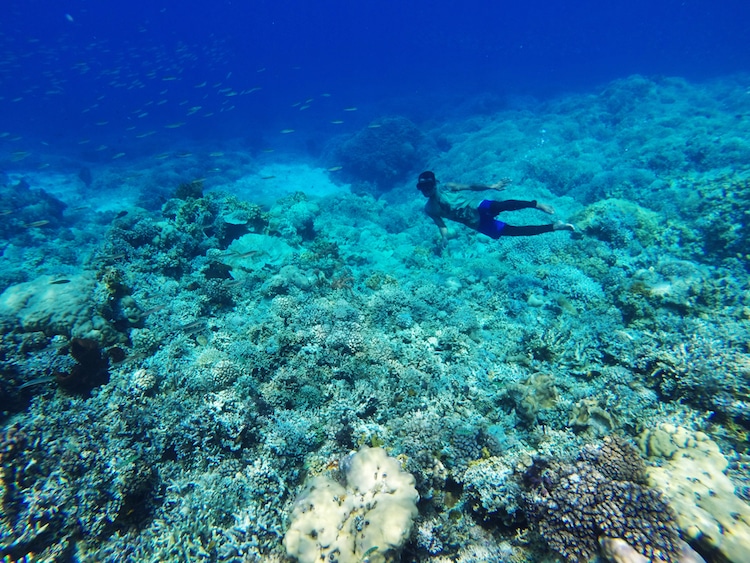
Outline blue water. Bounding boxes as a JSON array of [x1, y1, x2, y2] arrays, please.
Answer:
[[2, 1, 750, 562], [3, 0, 750, 142]]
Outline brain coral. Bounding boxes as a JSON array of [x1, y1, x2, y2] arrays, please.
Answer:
[[284, 447, 419, 563], [637, 424, 750, 563], [0, 274, 114, 341]]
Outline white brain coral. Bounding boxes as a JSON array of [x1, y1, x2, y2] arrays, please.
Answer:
[[284, 447, 419, 563]]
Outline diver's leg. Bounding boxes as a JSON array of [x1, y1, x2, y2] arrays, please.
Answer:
[[479, 199, 537, 217], [500, 224, 555, 236]]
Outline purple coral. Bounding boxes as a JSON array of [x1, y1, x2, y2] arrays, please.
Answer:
[[524, 436, 681, 563]]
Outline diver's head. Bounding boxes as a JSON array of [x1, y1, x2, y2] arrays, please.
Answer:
[[417, 171, 437, 196]]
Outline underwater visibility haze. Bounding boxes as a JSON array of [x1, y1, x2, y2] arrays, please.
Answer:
[[1, 1, 750, 562]]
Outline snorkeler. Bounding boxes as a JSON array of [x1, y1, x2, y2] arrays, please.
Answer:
[[416, 171, 575, 245]]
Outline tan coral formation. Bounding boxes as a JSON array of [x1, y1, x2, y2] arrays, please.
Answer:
[[637, 423, 750, 563]]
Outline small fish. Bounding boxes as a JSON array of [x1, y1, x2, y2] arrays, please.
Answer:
[[24, 220, 50, 228], [18, 376, 56, 390], [112, 152, 126, 159], [261, 148, 275, 153], [299, 105, 310, 111], [114, 211, 128, 219], [260, 175, 276, 180], [135, 131, 156, 138], [246, 87, 262, 93], [49, 278, 71, 285], [162, 76, 179, 81], [194, 81, 207, 88], [328, 166, 343, 172], [209, 152, 224, 157], [165, 122, 185, 129], [141, 305, 166, 316], [343, 107, 358, 111], [368, 124, 382, 129], [220, 249, 262, 259], [95, 120, 109, 125], [180, 320, 205, 333], [280, 129, 295, 134], [361, 546, 379, 562], [330, 120, 344, 124]]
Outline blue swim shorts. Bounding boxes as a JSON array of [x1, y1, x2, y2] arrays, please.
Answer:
[[478, 200, 506, 239], [478, 217, 506, 239]]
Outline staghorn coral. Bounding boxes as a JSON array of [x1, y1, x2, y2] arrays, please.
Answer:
[[462, 456, 523, 527], [632, 319, 750, 426], [524, 436, 681, 563]]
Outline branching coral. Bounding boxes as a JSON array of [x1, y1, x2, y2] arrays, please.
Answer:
[[524, 436, 681, 563]]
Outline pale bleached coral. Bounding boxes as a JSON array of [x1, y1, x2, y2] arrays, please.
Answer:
[[0, 274, 112, 341], [284, 447, 419, 563], [637, 424, 750, 563]]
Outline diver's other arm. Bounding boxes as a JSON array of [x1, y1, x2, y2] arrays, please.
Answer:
[[445, 178, 511, 192]]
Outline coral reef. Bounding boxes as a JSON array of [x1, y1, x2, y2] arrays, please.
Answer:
[[462, 456, 522, 527], [1, 74, 749, 563], [637, 424, 750, 563], [328, 116, 431, 194], [54, 337, 110, 395], [524, 436, 681, 563], [0, 274, 114, 341], [284, 447, 419, 563]]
